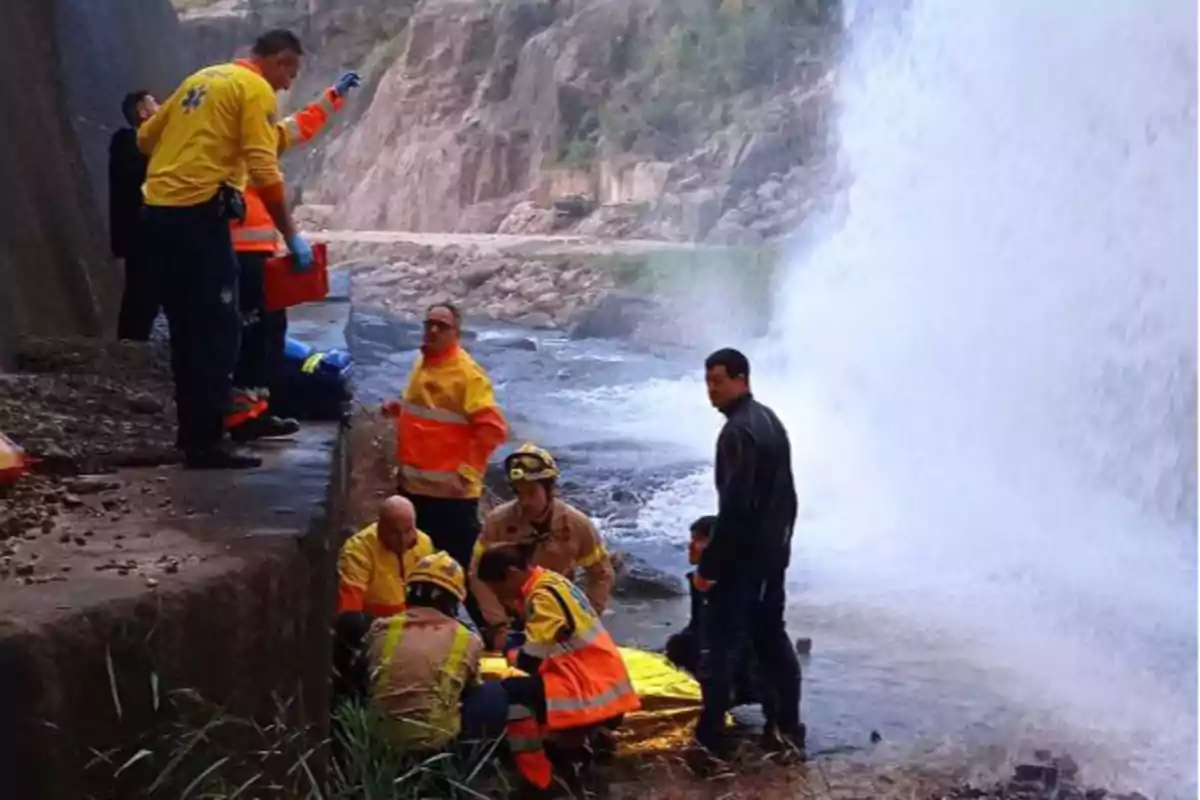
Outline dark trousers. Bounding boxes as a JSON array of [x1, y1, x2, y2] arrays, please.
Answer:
[[116, 242, 159, 341], [502, 675, 548, 724], [667, 627, 771, 712], [231, 252, 288, 394], [696, 566, 801, 750], [461, 681, 511, 742], [143, 200, 240, 451], [404, 493, 485, 628]]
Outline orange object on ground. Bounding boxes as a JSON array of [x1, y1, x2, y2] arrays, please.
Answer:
[[0, 431, 29, 485], [264, 242, 329, 312], [224, 389, 269, 430]]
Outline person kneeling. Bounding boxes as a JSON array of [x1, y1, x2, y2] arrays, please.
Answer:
[[367, 552, 508, 753], [476, 543, 641, 794], [666, 515, 773, 714]]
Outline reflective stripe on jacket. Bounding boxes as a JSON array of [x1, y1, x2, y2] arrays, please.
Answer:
[[337, 523, 435, 617], [471, 499, 614, 633], [396, 346, 507, 499], [506, 703, 553, 789], [518, 568, 640, 730], [232, 87, 345, 253], [368, 607, 483, 751]]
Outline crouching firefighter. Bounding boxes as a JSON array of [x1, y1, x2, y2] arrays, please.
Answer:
[[365, 552, 508, 752], [471, 443, 615, 652], [476, 543, 641, 793]]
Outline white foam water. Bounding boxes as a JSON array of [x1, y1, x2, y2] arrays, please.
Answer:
[[605, 0, 1197, 795]]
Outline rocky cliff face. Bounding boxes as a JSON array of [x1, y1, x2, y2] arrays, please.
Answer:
[[312, 0, 841, 241], [176, 0, 841, 243], [173, 0, 419, 193], [0, 0, 186, 364]]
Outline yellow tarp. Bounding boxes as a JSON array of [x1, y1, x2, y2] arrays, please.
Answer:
[[480, 647, 703, 756]]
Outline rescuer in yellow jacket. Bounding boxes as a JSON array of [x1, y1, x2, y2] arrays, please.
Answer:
[[366, 552, 508, 752], [337, 495, 435, 617], [471, 444, 615, 651], [476, 543, 640, 791], [136, 29, 311, 470], [382, 302, 508, 625], [227, 72, 360, 443]]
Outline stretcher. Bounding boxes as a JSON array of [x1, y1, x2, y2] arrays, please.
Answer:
[[480, 647, 704, 755]]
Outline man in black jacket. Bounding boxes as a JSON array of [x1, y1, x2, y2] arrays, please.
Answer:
[[693, 348, 804, 759], [109, 90, 159, 341]]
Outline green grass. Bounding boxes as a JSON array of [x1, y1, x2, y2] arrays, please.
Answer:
[[88, 675, 509, 800]]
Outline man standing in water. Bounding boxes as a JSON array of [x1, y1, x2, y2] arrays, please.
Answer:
[[694, 348, 804, 762]]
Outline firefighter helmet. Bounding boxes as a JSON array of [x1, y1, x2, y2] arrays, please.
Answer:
[[408, 552, 467, 602], [504, 443, 560, 483]]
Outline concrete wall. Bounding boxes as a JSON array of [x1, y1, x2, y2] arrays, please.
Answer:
[[0, 425, 348, 798], [0, 0, 186, 362]]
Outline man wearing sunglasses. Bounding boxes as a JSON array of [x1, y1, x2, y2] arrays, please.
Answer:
[[383, 302, 508, 625]]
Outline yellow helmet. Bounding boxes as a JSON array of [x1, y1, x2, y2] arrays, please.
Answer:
[[408, 552, 467, 602], [504, 443, 560, 483]]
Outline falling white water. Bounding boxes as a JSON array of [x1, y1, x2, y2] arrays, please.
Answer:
[[600, 0, 1197, 795]]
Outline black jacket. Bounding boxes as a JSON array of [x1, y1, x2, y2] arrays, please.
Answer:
[[108, 127, 148, 258], [698, 393, 798, 583]]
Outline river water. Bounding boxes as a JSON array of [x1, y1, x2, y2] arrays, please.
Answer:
[[342, 0, 1197, 796]]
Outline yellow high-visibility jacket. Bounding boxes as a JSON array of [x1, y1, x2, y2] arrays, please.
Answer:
[[395, 346, 508, 500], [337, 523, 435, 617], [138, 60, 283, 207]]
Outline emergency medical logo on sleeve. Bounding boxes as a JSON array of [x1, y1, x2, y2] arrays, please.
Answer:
[[181, 85, 208, 114]]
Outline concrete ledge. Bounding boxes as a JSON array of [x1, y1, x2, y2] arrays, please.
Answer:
[[0, 303, 351, 797], [0, 424, 348, 798]]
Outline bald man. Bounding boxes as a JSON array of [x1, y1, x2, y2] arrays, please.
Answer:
[[337, 495, 436, 617]]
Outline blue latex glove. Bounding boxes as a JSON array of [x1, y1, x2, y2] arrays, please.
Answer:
[[286, 234, 314, 272], [332, 71, 361, 97]]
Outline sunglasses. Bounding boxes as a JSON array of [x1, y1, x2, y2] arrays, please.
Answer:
[[423, 319, 453, 332]]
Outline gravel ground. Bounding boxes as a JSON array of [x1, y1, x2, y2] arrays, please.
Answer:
[[0, 336, 183, 585]]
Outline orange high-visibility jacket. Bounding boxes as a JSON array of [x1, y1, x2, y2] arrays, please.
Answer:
[[513, 567, 641, 730], [395, 346, 508, 500], [504, 567, 640, 789], [231, 87, 345, 253]]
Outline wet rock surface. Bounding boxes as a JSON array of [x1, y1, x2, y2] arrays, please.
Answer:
[[944, 755, 1147, 800], [611, 550, 686, 599]]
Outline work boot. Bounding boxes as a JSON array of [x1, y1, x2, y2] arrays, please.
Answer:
[[184, 445, 263, 470], [761, 723, 807, 762], [685, 739, 735, 779], [230, 414, 301, 443]]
